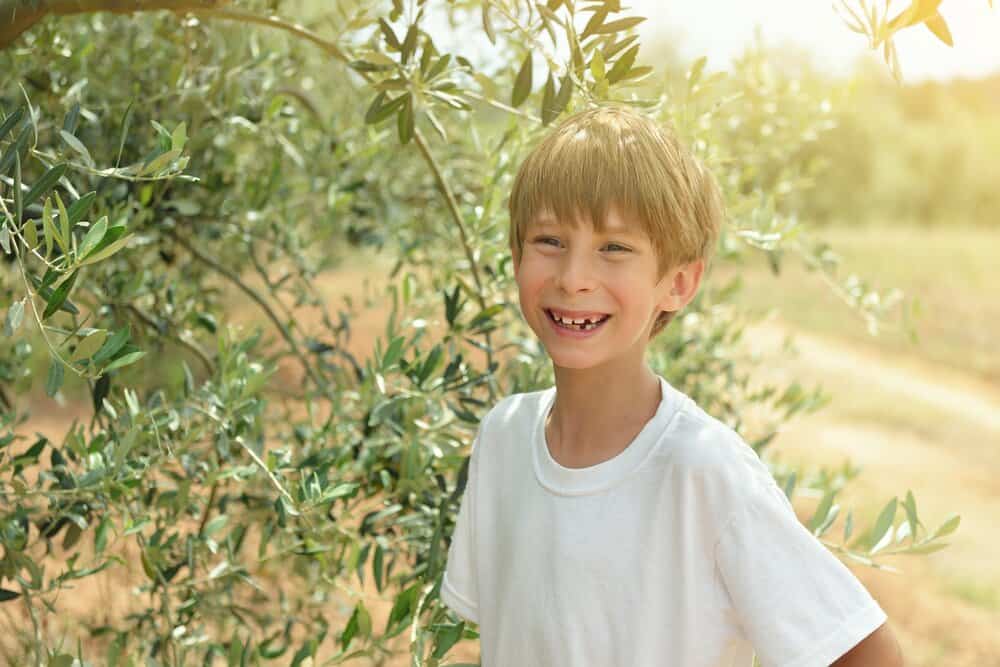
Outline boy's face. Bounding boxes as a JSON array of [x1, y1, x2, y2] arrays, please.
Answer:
[[514, 206, 699, 371]]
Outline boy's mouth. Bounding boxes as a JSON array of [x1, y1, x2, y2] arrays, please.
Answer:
[[545, 309, 612, 332]]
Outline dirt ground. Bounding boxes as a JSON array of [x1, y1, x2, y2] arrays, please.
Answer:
[[9, 261, 1000, 665]]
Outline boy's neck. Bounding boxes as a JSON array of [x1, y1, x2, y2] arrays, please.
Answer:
[[546, 363, 662, 469]]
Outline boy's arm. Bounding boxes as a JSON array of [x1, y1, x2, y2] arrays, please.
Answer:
[[831, 622, 904, 666]]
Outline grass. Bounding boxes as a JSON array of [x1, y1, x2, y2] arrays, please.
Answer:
[[716, 222, 1000, 384], [945, 577, 1000, 611]]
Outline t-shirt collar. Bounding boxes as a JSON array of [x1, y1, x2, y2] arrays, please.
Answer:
[[532, 375, 686, 496]]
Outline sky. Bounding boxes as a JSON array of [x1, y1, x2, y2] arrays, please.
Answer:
[[627, 0, 1000, 82]]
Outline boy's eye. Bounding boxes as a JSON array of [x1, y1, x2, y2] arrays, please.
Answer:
[[532, 237, 631, 252]]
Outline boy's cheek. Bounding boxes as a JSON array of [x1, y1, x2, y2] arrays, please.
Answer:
[[513, 264, 539, 300]]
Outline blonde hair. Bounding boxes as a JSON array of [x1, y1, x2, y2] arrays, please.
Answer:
[[508, 104, 725, 338]]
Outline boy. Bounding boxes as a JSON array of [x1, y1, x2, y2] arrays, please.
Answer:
[[440, 105, 903, 666]]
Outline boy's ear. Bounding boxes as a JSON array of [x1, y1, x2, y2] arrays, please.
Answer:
[[657, 259, 705, 312]]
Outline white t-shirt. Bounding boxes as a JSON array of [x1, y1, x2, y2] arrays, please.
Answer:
[[441, 375, 887, 667]]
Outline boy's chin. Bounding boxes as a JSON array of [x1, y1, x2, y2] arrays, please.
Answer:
[[545, 350, 612, 371]]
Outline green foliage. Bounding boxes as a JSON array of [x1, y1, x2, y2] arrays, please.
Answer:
[[0, 1, 959, 665], [799, 67, 1000, 227]]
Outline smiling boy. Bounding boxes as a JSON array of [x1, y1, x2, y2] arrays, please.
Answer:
[[440, 105, 903, 666]]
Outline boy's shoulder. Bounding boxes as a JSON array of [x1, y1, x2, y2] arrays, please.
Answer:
[[666, 395, 781, 502], [476, 386, 551, 435], [668, 396, 757, 466]]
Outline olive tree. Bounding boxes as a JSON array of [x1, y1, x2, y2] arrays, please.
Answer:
[[1, 1, 962, 664]]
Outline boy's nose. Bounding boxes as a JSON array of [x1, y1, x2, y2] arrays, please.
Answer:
[[555, 252, 598, 293]]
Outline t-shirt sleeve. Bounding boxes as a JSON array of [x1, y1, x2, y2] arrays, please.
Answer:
[[715, 478, 888, 667], [440, 429, 481, 624]]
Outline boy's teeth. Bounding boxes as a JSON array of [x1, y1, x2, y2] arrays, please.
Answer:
[[551, 311, 606, 327]]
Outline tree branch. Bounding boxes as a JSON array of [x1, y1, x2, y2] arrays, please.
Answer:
[[0, 0, 229, 50], [413, 129, 499, 401], [123, 302, 215, 377], [412, 130, 487, 308], [166, 228, 330, 394]]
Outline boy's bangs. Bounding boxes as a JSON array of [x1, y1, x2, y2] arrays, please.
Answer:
[[522, 130, 649, 236]]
